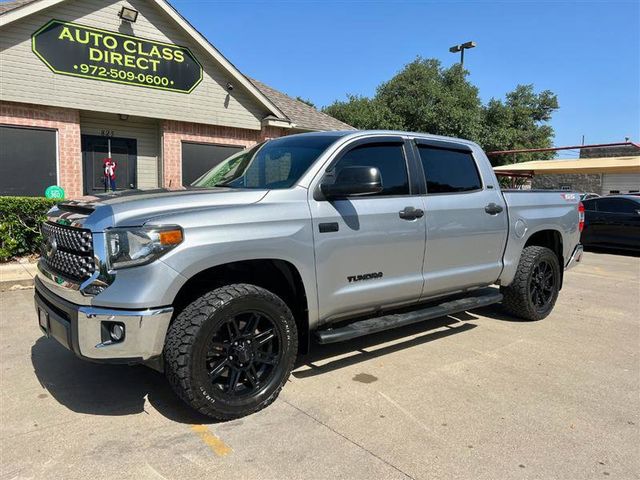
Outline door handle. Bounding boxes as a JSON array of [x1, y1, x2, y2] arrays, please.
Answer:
[[399, 206, 424, 220], [484, 203, 503, 215]]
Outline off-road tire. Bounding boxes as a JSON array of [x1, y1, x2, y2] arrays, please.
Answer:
[[164, 283, 297, 420], [501, 246, 561, 321]]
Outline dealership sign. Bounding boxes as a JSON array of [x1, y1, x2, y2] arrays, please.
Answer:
[[32, 20, 203, 93]]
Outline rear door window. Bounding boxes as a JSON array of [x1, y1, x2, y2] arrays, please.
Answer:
[[417, 146, 482, 194], [595, 198, 638, 214], [583, 199, 598, 211]]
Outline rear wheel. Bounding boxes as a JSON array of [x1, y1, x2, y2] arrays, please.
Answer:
[[164, 284, 297, 420], [501, 246, 561, 321]]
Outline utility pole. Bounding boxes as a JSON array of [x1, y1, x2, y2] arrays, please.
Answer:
[[449, 41, 476, 67]]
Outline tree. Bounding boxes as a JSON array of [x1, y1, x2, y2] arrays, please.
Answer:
[[295, 96, 316, 109], [323, 95, 404, 130], [482, 85, 559, 165], [376, 59, 483, 141], [322, 57, 559, 165]]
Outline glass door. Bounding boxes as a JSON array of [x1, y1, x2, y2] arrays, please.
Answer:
[[82, 135, 137, 195]]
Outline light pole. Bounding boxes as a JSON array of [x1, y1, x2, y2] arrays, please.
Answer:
[[449, 41, 476, 67]]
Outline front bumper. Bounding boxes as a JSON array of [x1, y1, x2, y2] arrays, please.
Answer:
[[34, 277, 173, 364], [565, 243, 584, 270]]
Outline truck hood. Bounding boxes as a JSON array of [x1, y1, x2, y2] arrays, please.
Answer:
[[50, 188, 269, 231]]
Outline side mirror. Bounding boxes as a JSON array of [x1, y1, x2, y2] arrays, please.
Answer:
[[321, 166, 383, 199]]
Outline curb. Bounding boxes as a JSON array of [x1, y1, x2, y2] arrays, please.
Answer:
[[0, 260, 38, 292], [0, 278, 34, 292]]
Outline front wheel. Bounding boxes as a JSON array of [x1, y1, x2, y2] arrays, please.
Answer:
[[501, 246, 561, 321], [164, 284, 298, 420]]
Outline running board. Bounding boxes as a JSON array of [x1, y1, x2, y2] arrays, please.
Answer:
[[315, 288, 502, 344]]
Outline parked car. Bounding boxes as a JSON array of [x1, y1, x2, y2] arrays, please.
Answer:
[[581, 195, 640, 251], [580, 192, 600, 201], [34, 130, 583, 420]]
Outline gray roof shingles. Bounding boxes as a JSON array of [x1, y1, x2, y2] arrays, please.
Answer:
[[0, 0, 38, 14], [249, 78, 354, 132]]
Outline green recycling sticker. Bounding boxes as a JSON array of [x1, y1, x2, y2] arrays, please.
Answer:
[[45, 185, 65, 199]]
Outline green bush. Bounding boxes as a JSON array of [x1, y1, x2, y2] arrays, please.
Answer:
[[0, 197, 59, 261]]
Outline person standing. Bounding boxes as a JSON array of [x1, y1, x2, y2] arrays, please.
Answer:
[[103, 157, 117, 192]]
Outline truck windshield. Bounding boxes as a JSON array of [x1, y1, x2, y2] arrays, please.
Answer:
[[191, 135, 340, 189]]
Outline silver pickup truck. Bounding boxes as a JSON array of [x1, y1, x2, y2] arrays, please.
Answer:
[[34, 130, 584, 419]]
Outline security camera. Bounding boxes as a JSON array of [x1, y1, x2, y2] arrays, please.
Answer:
[[226, 82, 234, 91]]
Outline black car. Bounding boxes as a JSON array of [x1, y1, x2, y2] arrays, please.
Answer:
[[580, 192, 600, 201], [581, 195, 640, 251]]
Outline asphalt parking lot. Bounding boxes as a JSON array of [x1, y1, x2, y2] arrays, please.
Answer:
[[1, 251, 638, 480]]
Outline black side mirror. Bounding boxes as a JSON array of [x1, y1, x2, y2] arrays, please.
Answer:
[[321, 166, 383, 199]]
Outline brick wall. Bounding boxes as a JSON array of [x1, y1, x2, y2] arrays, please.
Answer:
[[532, 173, 602, 193], [1, 101, 82, 198], [0, 102, 291, 196], [580, 145, 640, 158], [160, 120, 287, 188]]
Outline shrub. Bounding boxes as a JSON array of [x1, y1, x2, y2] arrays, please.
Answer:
[[0, 197, 59, 261]]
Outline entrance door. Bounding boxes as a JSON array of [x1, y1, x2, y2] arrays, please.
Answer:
[[82, 135, 137, 195]]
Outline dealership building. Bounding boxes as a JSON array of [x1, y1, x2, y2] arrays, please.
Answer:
[[0, 0, 352, 198]]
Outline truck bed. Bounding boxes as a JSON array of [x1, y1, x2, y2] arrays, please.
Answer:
[[499, 190, 581, 285]]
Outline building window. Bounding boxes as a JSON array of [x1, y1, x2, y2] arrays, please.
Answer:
[[0, 126, 57, 196], [181, 142, 244, 186]]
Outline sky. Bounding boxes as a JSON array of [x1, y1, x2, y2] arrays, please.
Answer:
[[168, 0, 639, 153]]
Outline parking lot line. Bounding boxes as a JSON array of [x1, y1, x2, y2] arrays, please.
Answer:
[[190, 424, 233, 456]]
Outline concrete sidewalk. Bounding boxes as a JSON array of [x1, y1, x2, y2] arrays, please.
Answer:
[[0, 259, 38, 291]]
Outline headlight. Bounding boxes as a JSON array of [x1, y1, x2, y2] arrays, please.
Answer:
[[106, 226, 183, 270]]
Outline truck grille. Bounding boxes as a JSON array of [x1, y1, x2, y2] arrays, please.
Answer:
[[41, 222, 95, 282]]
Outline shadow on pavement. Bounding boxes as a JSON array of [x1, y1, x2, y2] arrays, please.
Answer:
[[32, 309, 497, 419], [293, 314, 478, 379], [583, 246, 639, 257], [470, 305, 530, 323], [31, 337, 213, 424]]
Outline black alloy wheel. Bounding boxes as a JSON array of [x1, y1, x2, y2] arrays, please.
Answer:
[[164, 284, 297, 420], [205, 311, 281, 398], [529, 259, 556, 313], [501, 245, 561, 321]]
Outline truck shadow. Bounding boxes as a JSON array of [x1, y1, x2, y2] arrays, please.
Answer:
[[30, 337, 213, 424], [293, 314, 477, 379], [31, 312, 482, 422]]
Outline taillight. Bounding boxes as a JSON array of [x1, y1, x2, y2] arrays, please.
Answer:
[[578, 202, 585, 232]]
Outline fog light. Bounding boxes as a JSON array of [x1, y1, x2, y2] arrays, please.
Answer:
[[110, 324, 125, 341]]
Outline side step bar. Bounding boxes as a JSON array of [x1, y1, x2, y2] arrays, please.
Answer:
[[315, 288, 503, 344]]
